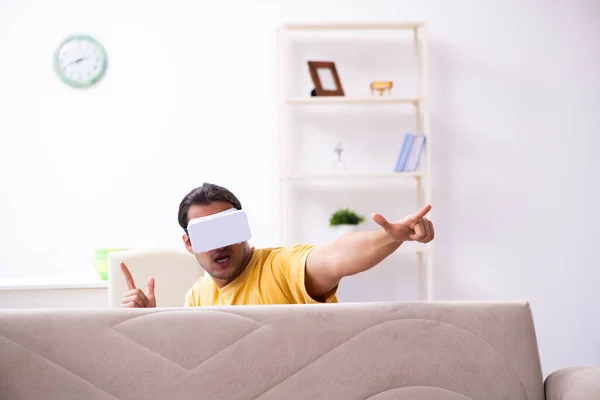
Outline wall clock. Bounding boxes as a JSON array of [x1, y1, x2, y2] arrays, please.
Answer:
[[53, 34, 107, 88]]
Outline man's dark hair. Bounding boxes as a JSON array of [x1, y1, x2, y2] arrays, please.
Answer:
[[178, 183, 242, 230]]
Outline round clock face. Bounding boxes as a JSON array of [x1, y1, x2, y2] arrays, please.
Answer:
[[53, 34, 107, 88]]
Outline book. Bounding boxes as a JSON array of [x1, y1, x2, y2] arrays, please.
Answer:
[[406, 135, 426, 171], [394, 133, 414, 172], [394, 134, 426, 172]]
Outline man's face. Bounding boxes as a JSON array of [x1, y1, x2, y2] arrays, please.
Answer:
[[183, 201, 249, 285]]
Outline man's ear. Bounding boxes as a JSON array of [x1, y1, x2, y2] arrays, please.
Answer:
[[182, 234, 194, 255]]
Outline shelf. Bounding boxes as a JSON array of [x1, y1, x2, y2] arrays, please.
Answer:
[[278, 20, 433, 301], [0, 276, 108, 291], [281, 22, 426, 31], [285, 173, 424, 181], [287, 97, 423, 105]]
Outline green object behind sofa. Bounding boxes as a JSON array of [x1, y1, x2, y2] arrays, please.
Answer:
[[93, 248, 128, 280]]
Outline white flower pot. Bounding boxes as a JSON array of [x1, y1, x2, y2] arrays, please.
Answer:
[[330, 224, 360, 238]]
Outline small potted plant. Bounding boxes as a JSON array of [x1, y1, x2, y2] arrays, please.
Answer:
[[329, 208, 365, 237]]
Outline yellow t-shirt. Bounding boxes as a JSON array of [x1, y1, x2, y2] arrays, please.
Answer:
[[184, 244, 338, 306]]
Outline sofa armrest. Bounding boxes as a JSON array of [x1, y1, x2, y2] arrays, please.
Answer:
[[545, 366, 600, 400]]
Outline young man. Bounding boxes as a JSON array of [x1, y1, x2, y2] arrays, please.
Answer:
[[120, 182, 434, 308]]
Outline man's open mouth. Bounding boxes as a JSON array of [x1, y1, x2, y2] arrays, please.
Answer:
[[214, 253, 230, 265]]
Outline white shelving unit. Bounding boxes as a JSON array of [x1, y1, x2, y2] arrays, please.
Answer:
[[277, 21, 433, 301]]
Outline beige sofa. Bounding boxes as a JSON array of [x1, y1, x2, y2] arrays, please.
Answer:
[[1, 301, 598, 399]]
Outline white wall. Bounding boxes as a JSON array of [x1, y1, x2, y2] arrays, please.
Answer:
[[0, 0, 598, 375]]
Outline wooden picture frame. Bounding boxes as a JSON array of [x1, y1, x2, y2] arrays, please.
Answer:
[[307, 61, 345, 96]]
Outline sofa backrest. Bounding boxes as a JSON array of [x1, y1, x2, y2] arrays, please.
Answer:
[[0, 301, 545, 399]]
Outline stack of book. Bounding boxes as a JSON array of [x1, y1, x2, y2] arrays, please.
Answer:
[[394, 133, 426, 172]]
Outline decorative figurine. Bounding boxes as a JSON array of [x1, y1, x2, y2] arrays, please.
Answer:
[[331, 142, 346, 174], [370, 81, 393, 96]]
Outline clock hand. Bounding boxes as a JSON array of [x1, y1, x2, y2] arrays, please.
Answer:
[[64, 57, 89, 67]]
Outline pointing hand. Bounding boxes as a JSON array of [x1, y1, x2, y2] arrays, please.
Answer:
[[372, 204, 435, 243], [119, 262, 156, 308]]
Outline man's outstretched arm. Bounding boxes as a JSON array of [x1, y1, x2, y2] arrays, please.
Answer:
[[304, 205, 434, 298]]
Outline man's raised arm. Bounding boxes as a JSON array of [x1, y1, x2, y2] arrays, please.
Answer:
[[304, 205, 434, 299]]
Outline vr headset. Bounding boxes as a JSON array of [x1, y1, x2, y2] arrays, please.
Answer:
[[186, 208, 252, 253]]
